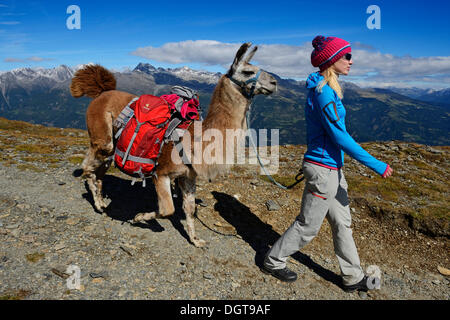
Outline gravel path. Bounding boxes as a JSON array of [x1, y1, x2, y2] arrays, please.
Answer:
[[0, 159, 449, 300]]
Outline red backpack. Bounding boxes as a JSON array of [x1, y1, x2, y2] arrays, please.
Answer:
[[114, 95, 171, 181]]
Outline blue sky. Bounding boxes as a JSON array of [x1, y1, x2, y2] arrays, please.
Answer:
[[1, 0, 450, 88]]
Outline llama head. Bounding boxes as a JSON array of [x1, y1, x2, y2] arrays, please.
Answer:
[[226, 42, 277, 97]]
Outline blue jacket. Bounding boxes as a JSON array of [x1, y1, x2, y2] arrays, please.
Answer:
[[303, 72, 388, 176]]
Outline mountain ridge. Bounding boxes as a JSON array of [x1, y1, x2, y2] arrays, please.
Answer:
[[0, 64, 449, 146]]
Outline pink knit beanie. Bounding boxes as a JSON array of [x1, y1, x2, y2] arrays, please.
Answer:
[[311, 36, 351, 71]]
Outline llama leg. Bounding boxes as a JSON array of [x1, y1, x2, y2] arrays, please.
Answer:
[[179, 176, 206, 247], [83, 108, 115, 212], [155, 175, 175, 217], [82, 147, 102, 211], [82, 144, 110, 212], [93, 157, 112, 209], [132, 175, 174, 223]]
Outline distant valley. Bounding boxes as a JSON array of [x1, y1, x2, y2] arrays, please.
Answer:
[[0, 64, 449, 146]]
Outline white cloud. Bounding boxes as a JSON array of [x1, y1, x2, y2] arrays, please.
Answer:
[[131, 40, 317, 77], [0, 21, 20, 25], [352, 42, 376, 51], [27, 56, 54, 62], [131, 40, 450, 88], [131, 40, 241, 66], [4, 56, 54, 63], [4, 57, 22, 62]]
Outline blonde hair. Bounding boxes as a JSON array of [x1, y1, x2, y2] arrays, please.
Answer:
[[316, 67, 343, 99]]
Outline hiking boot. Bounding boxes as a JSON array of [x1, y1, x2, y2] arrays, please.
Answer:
[[342, 276, 370, 292], [260, 265, 297, 283]]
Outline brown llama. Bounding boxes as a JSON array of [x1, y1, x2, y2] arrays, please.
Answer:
[[70, 43, 277, 247]]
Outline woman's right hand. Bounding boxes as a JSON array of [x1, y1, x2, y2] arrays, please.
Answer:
[[382, 165, 393, 178]]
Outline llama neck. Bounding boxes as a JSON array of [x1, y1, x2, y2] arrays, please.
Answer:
[[202, 75, 249, 133], [190, 75, 250, 180]]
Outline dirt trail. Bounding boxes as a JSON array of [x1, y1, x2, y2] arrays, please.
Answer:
[[0, 155, 448, 300]]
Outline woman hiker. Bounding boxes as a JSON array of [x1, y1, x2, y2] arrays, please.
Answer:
[[261, 35, 393, 292]]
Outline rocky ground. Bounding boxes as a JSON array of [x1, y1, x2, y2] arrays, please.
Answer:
[[0, 118, 449, 300]]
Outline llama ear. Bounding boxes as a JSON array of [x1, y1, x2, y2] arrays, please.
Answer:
[[243, 45, 258, 64], [228, 42, 252, 76]]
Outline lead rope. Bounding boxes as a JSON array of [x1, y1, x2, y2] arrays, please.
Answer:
[[245, 101, 304, 190], [194, 211, 239, 237], [245, 101, 287, 190]]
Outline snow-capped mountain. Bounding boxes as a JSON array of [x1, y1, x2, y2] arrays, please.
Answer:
[[133, 63, 222, 85], [384, 87, 431, 99], [2, 65, 74, 83], [384, 86, 448, 100], [368, 86, 450, 107], [0, 65, 75, 100], [0, 63, 221, 92], [417, 88, 450, 106]]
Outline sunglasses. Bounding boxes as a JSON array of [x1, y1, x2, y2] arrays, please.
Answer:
[[343, 53, 352, 61]]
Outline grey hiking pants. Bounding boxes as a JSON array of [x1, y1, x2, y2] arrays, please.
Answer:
[[264, 161, 365, 286]]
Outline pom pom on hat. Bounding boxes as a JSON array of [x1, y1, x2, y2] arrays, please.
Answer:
[[312, 36, 326, 50]]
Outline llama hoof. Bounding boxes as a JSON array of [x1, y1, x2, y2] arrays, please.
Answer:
[[192, 237, 207, 248], [94, 203, 106, 212], [133, 212, 157, 223], [132, 213, 146, 224], [93, 197, 108, 211]]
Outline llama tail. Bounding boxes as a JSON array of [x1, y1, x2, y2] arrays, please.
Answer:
[[70, 64, 117, 99]]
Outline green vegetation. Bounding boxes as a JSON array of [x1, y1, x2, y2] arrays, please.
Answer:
[[0, 289, 31, 300], [259, 174, 303, 190], [25, 252, 45, 263], [68, 156, 84, 165], [0, 117, 88, 170], [16, 163, 45, 172], [346, 142, 449, 228], [15, 144, 54, 154]]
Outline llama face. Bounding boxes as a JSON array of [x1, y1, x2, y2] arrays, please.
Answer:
[[228, 43, 277, 97]]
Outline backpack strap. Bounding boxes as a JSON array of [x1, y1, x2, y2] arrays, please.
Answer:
[[174, 98, 184, 113], [114, 148, 156, 165], [163, 117, 192, 166], [121, 120, 143, 165], [170, 86, 197, 100], [164, 117, 182, 140], [131, 168, 149, 187], [114, 97, 139, 139]]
